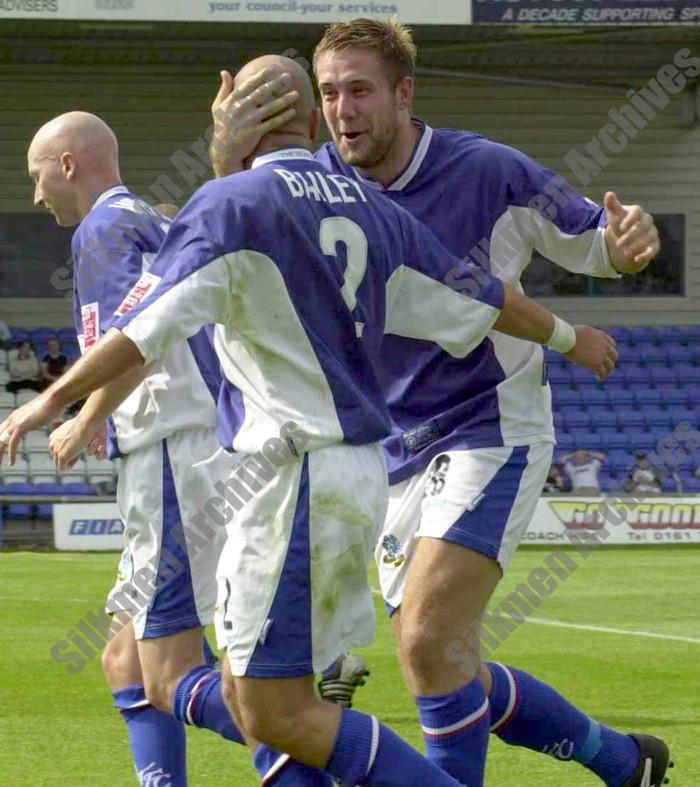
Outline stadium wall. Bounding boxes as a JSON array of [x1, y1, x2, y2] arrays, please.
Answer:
[[1, 47, 699, 327]]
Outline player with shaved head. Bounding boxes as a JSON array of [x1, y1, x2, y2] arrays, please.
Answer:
[[27, 111, 259, 787]]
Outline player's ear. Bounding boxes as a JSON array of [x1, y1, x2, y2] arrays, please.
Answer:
[[61, 152, 77, 181], [309, 107, 321, 144], [396, 76, 414, 112]]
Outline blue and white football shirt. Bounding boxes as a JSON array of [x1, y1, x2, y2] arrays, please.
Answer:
[[316, 123, 620, 482], [71, 186, 221, 458], [116, 149, 505, 457]]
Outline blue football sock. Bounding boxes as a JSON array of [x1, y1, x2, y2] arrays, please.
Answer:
[[114, 684, 187, 787], [417, 677, 490, 784], [254, 745, 334, 785], [172, 665, 244, 744], [326, 708, 464, 786], [488, 662, 640, 786]]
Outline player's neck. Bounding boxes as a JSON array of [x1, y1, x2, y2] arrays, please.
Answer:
[[76, 176, 123, 220], [356, 119, 421, 188], [251, 134, 312, 163]]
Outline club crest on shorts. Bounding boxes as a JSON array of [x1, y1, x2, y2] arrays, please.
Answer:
[[116, 549, 134, 583], [426, 454, 451, 497], [381, 534, 406, 567]]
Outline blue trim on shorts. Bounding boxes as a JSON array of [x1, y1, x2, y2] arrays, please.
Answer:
[[142, 440, 201, 639], [441, 445, 529, 561], [245, 455, 313, 677]]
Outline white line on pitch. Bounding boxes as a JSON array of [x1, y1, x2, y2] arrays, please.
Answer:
[[0, 595, 93, 603], [527, 617, 700, 645], [371, 589, 700, 645]]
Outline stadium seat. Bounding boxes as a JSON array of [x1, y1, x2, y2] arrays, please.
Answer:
[[0, 370, 10, 386], [649, 366, 676, 385], [623, 408, 646, 428], [546, 364, 571, 385], [644, 406, 673, 428], [570, 365, 598, 385], [606, 386, 635, 407], [607, 448, 632, 470], [58, 458, 88, 485], [627, 429, 657, 452], [569, 427, 593, 450], [3, 482, 35, 519], [1, 458, 30, 483], [633, 387, 661, 407], [552, 411, 565, 430], [0, 349, 7, 369], [589, 407, 617, 428], [552, 388, 581, 407], [584, 432, 605, 450], [29, 455, 57, 483], [620, 364, 648, 385], [23, 430, 50, 455], [29, 328, 58, 345], [57, 328, 77, 344], [554, 431, 575, 451], [33, 482, 64, 519], [0, 391, 15, 408], [657, 384, 690, 406], [10, 328, 29, 345], [577, 385, 608, 407], [676, 363, 700, 384], [607, 326, 634, 342], [636, 342, 666, 364], [628, 326, 659, 344], [564, 410, 591, 429], [0, 407, 14, 423], [605, 431, 631, 450], [60, 482, 97, 497], [666, 344, 689, 364]]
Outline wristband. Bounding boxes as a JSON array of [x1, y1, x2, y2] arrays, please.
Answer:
[[546, 316, 577, 353]]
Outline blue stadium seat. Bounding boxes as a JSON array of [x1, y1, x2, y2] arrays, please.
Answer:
[[543, 349, 566, 365], [607, 448, 632, 470], [657, 384, 690, 406], [546, 365, 571, 385], [563, 410, 591, 429], [570, 365, 598, 385], [589, 407, 617, 428], [33, 483, 64, 519], [644, 406, 673, 427], [634, 387, 662, 407], [569, 427, 594, 449], [608, 326, 634, 342], [10, 327, 29, 345], [57, 328, 77, 344], [29, 327, 58, 345], [623, 409, 646, 428], [3, 482, 35, 519], [628, 326, 659, 344], [656, 326, 681, 342], [60, 482, 96, 497], [552, 411, 566, 430], [606, 386, 635, 407], [555, 431, 575, 451], [552, 388, 581, 407], [578, 385, 608, 407], [621, 364, 648, 385], [627, 430, 657, 452], [676, 363, 700, 384], [671, 406, 698, 426], [649, 366, 676, 385], [666, 344, 689, 364], [584, 432, 605, 450], [606, 431, 631, 450], [636, 343, 666, 364]]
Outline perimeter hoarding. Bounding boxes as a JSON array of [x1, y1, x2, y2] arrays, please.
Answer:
[[526, 496, 700, 545], [54, 502, 124, 550], [0, 0, 472, 24], [472, 0, 700, 25]]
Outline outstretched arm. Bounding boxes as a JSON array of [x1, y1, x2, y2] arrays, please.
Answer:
[[0, 329, 143, 464], [495, 283, 618, 380]]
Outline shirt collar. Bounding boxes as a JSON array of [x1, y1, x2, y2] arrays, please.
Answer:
[[352, 120, 433, 193], [251, 147, 314, 169], [92, 184, 130, 210]]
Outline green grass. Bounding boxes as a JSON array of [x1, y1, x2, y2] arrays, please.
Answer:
[[1, 546, 698, 785]]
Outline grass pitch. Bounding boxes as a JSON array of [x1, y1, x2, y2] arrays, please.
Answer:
[[1, 546, 698, 786]]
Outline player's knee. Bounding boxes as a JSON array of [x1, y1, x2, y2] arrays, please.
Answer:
[[401, 620, 480, 682], [238, 698, 300, 750], [101, 637, 135, 689], [142, 675, 173, 713]]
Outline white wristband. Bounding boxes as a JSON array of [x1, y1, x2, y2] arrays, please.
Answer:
[[546, 316, 577, 353]]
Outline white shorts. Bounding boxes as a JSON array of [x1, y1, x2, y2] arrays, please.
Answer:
[[377, 443, 553, 613], [215, 442, 387, 678], [106, 428, 237, 640]]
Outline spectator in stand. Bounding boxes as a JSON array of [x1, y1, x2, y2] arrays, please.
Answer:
[[543, 461, 570, 493], [7, 341, 42, 393], [0, 319, 11, 350], [41, 337, 69, 386], [561, 449, 606, 494], [628, 452, 662, 493]]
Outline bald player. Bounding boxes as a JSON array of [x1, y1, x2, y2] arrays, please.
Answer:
[[8, 61, 617, 786], [26, 112, 260, 787]]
